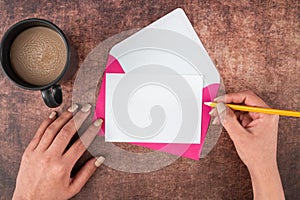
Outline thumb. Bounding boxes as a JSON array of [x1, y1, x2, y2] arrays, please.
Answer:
[[216, 102, 248, 143]]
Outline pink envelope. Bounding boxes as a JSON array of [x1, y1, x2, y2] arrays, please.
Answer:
[[95, 55, 219, 160]]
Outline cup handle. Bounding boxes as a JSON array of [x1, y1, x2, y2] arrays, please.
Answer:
[[41, 84, 63, 108]]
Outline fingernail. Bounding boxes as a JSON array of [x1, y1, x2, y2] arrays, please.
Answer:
[[68, 104, 79, 113], [81, 103, 92, 113], [212, 117, 219, 125], [214, 96, 224, 102], [209, 108, 216, 115], [93, 119, 103, 127], [95, 156, 105, 167], [49, 111, 57, 119], [216, 102, 226, 124]]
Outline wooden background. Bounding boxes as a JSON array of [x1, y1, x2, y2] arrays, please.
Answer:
[[0, 0, 299, 199]]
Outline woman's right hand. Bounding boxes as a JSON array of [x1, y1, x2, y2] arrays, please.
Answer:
[[212, 91, 285, 200]]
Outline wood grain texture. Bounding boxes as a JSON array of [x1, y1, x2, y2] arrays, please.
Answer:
[[0, 0, 299, 199]]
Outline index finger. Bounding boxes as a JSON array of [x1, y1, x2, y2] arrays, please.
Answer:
[[216, 91, 270, 108]]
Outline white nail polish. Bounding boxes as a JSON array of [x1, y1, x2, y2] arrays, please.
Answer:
[[93, 119, 103, 127], [214, 96, 224, 102], [81, 104, 92, 113], [49, 111, 57, 119], [68, 104, 79, 113], [212, 117, 219, 125], [209, 108, 216, 115], [95, 156, 105, 167]]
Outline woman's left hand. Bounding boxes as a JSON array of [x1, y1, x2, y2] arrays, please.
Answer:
[[13, 104, 105, 200]]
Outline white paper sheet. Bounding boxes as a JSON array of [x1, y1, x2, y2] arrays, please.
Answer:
[[105, 73, 203, 144]]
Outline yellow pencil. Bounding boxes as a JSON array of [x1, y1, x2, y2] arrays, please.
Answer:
[[204, 102, 300, 118]]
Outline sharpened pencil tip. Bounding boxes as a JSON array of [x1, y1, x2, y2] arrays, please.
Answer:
[[204, 102, 212, 106]]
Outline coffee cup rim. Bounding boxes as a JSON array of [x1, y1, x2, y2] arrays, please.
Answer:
[[0, 18, 71, 90]]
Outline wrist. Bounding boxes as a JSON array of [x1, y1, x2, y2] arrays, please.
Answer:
[[248, 163, 285, 200], [248, 162, 279, 178]]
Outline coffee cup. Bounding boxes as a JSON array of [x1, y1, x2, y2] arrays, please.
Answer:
[[0, 18, 77, 108]]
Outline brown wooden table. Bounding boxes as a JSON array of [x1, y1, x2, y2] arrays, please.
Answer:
[[0, 0, 299, 199]]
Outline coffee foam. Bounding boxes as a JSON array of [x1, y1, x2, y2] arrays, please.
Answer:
[[10, 26, 67, 86]]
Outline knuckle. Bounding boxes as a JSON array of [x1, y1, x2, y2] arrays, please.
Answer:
[[61, 112, 74, 121], [29, 136, 40, 145], [40, 154, 52, 165], [74, 141, 86, 152], [40, 155, 67, 176], [41, 118, 51, 127], [61, 125, 75, 134], [46, 124, 57, 134], [51, 163, 66, 176], [59, 128, 74, 142], [87, 168, 95, 177], [58, 132, 70, 143], [245, 90, 255, 96], [31, 136, 39, 142]]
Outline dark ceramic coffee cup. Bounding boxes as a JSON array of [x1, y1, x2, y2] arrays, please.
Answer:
[[0, 18, 77, 108]]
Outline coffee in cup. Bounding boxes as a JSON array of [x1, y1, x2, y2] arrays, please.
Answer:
[[10, 26, 67, 86], [0, 18, 77, 108]]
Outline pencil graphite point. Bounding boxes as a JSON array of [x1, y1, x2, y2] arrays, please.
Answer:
[[204, 102, 212, 106]]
